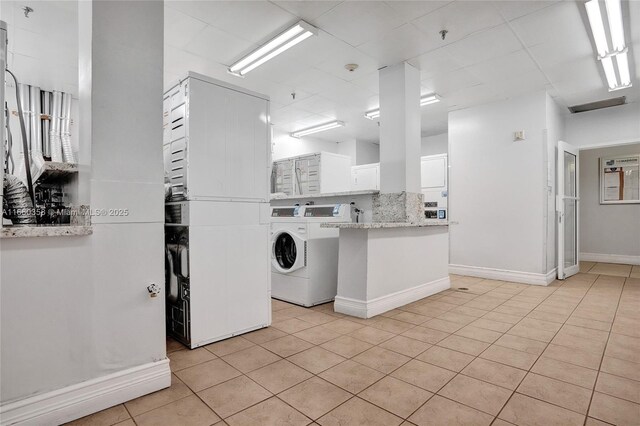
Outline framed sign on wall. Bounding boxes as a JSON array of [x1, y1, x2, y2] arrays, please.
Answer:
[[600, 155, 640, 204]]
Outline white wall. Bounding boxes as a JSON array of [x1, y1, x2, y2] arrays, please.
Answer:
[[337, 139, 357, 165], [356, 141, 379, 165], [545, 94, 565, 273], [271, 129, 340, 161], [1, 0, 166, 408], [565, 102, 640, 148], [449, 92, 549, 276], [421, 133, 448, 156], [580, 143, 640, 262]]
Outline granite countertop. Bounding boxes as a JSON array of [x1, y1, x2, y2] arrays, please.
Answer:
[[270, 190, 379, 201], [321, 220, 448, 229], [1, 225, 93, 239]]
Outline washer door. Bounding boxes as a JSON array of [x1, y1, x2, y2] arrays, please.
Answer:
[[272, 231, 306, 273]]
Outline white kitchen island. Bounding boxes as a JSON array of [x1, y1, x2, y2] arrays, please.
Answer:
[[322, 221, 449, 318]]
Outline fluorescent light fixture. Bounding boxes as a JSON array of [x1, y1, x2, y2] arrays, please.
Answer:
[[584, 0, 632, 91], [290, 121, 345, 138], [364, 93, 441, 120], [601, 56, 618, 89], [585, 0, 609, 57], [229, 21, 317, 76], [605, 0, 624, 51]]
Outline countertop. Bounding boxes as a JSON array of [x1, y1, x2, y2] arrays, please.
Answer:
[[1, 225, 93, 239], [321, 220, 448, 229], [270, 190, 379, 201]]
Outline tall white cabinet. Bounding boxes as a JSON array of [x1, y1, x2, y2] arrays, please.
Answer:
[[164, 72, 271, 348]]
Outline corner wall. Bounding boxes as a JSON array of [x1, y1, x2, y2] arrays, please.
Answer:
[[564, 102, 640, 148]]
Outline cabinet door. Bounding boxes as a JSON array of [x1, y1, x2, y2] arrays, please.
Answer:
[[352, 165, 379, 191], [421, 155, 447, 189]]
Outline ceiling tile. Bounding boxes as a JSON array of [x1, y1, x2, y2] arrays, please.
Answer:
[[184, 25, 255, 66], [527, 37, 594, 70], [313, 1, 405, 46], [412, 1, 505, 47], [444, 24, 523, 68], [509, 1, 587, 48], [492, 1, 560, 22], [351, 71, 380, 94], [421, 68, 482, 95], [281, 67, 351, 96], [272, 1, 342, 21], [289, 95, 340, 115], [465, 50, 539, 84], [164, 6, 208, 49], [384, 1, 452, 22], [270, 105, 316, 125], [357, 24, 436, 67], [410, 47, 465, 79], [314, 41, 380, 81]]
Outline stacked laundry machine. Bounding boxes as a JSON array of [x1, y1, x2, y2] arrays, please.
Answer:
[[271, 204, 353, 306], [164, 72, 271, 348]]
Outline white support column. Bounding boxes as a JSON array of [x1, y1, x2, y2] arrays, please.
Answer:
[[374, 62, 423, 223]]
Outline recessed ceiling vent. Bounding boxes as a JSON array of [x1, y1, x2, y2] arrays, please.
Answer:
[[568, 96, 626, 113]]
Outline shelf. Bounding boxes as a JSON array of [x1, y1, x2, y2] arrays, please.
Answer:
[[36, 161, 78, 184], [0, 225, 92, 239]]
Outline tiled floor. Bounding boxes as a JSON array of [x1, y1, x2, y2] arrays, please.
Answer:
[[69, 262, 640, 426], [581, 261, 640, 278]]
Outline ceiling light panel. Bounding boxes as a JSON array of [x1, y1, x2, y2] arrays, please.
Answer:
[[364, 93, 441, 120], [290, 120, 345, 138], [605, 0, 625, 51], [229, 21, 318, 76], [585, 0, 609, 57]]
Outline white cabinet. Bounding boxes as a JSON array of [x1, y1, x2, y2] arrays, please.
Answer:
[[272, 152, 351, 196], [351, 163, 380, 191], [164, 72, 270, 202], [421, 154, 448, 218]]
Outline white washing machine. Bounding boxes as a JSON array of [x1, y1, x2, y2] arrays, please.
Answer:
[[271, 204, 352, 307]]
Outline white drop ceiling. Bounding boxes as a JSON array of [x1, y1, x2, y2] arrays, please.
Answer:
[[1, 1, 638, 143], [165, 0, 640, 142]]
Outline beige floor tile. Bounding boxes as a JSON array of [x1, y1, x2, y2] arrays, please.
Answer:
[[113, 420, 135, 426], [493, 305, 531, 317], [166, 337, 186, 354], [565, 316, 612, 332], [401, 326, 450, 344], [470, 318, 513, 333], [530, 357, 598, 389], [272, 299, 293, 311], [605, 333, 640, 363], [371, 317, 416, 334], [288, 346, 346, 374], [197, 375, 271, 419], [125, 374, 193, 416], [359, 376, 433, 418], [279, 377, 351, 420], [589, 263, 632, 277], [272, 317, 316, 334], [319, 360, 385, 393], [579, 261, 596, 273], [461, 358, 526, 390], [247, 359, 313, 394], [391, 311, 432, 325], [348, 326, 395, 345], [67, 404, 130, 426], [352, 346, 411, 374], [507, 324, 556, 342], [588, 392, 640, 426], [226, 397, 310, 426], [205, 336, 254, 357], [408, 394, 493, 426], [317, 397, 403, 426], [541, 344, 602, 370], [168, 348, 216, 372], [378, 335, 432, 358], [499, 393, 585, 426], [559, 324, 609, 343], [322, 319, 365, 334], [436, 335, 490, 356], [481, 311, 523, 325], [439, 374, 512, 416], [416, 346, 474, 372], [175, 358, 242, 392], [454, 325, 503, 343], [437, 311, 478, 326], [261, 335, 314, 358], [551, 332, 606, 355], [584, 417, 611, 426], [495, 334, 548, 355], [221, 345, 281, 373], [450, 306, 490, 318], [293, 325, 342, 346], [491, 419, 516, 426], [422, 318, 464, 333], [479, 345, 538, 370], [612, 316, 640, 338], [134, 395, 220, 426], [242, 327, 287, 344], [295, 311, 338, 325], [517, 373, 592, 414], [320, 335, 373, 358], [596, 372, 640, 403], [391, 359, 456, 392], [600, 356, 640, 382]]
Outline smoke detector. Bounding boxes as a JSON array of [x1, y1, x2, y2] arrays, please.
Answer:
[[344, 64, 359, 72]]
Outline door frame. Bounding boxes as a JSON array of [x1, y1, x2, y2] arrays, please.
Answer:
[[557, 140, 580, 279]]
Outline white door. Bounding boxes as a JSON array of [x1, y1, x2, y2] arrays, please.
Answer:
[[557, 141, 580, 279]]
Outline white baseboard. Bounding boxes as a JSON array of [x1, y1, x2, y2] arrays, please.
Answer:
[[0, 359, 171, 426], [334, 276, 450, 318], [580, 252, 640, 265], [449, 264, 557, 286]]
